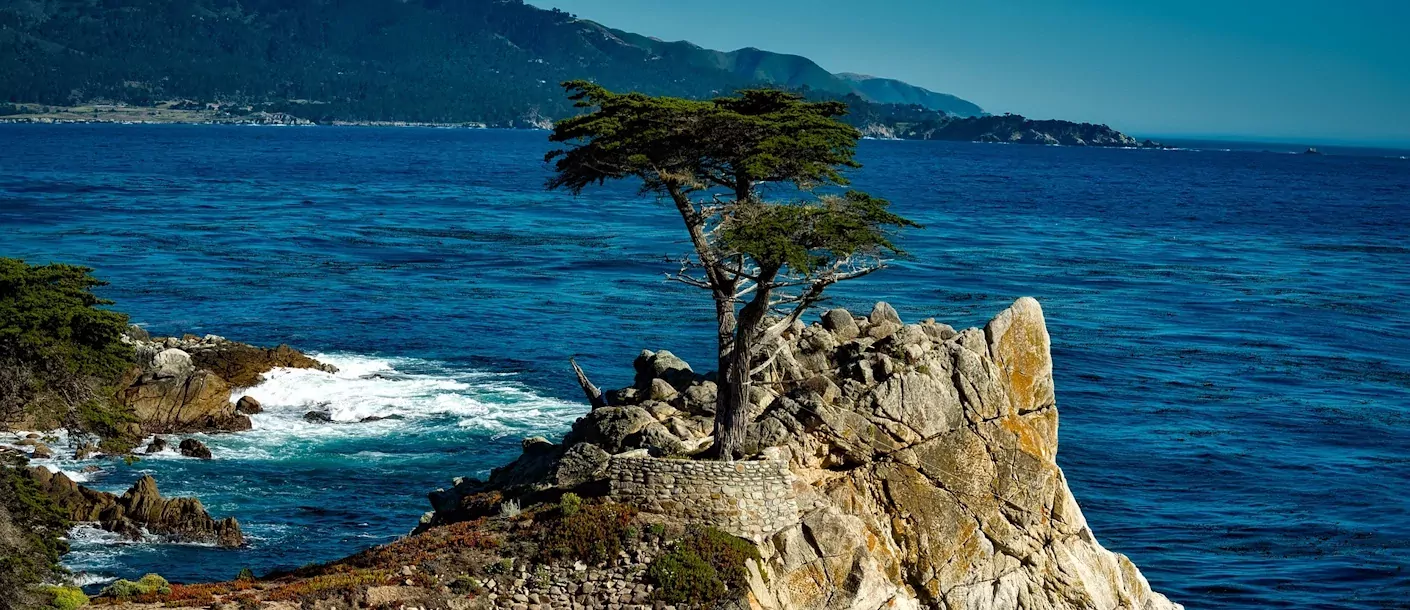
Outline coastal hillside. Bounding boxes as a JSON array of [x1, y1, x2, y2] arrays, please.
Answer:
[[0, 0, 981, 124]]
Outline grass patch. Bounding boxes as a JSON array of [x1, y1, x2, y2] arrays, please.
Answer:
[[333, 519, 501, 571]]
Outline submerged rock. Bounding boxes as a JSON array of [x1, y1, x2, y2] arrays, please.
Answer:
[[303, 411, 333, 423], [146, 437, 169, 454], [178, 438, 212, 459]]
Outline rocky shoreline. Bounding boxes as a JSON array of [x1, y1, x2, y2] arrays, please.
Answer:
[[67, 299, 1181, 610], [21, 467, 243, 548], [116, 329, 336, 436], [1, 331, 335, 551]]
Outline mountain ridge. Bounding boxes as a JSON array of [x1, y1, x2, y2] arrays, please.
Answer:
[[0, 0, 982, 122]]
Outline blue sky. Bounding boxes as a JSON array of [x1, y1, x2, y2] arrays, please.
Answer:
[[530, 0, 1410, 146]]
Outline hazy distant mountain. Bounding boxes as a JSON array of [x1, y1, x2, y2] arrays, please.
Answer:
[[837, 73, 983, 117], [0, 0, 982, 123]]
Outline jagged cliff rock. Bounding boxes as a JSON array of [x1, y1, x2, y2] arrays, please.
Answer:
[[117, 333, 334, 434], [424, 298, 1180, 610], [21, 467, 243, 547]]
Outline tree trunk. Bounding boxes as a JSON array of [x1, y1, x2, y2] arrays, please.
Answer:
[[712, 329, 754, 460], [712, 272, 774, 460], [712, 293, 741, 457]]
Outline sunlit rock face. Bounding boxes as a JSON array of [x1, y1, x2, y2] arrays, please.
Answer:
[[426, 298, 1182, 610], [744, 297, 1180, 610]]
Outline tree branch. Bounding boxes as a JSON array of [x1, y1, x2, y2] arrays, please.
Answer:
[[570, 358, 608, 410]]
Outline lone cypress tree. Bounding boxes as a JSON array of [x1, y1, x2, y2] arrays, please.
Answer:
[[546, 82, 918, 459]]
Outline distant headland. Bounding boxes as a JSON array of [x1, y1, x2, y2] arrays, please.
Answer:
[[0, 102, 1160, 148]]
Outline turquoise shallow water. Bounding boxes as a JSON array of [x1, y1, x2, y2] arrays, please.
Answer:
[[1, 125, 1408, 608]]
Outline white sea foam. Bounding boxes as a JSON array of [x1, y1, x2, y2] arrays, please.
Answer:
[[40, 464, 94, 483], [204, 352, 582, 460], [72, 572, 117, 587]]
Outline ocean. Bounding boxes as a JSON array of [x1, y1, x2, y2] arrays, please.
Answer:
[[2, 124, 1407, 608]]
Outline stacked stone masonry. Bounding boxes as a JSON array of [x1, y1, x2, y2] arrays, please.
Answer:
[[607, 457, 799, 542]]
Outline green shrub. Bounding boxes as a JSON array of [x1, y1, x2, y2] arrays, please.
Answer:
[[235, 567, 255, 582], [559, 492, 583, 517], [0, 462, 72, 603], [483, 558, 512, 575], [648, 527, 764, 606], [39, 585, 87, 610], [537, 501, 637, 565], [448, 575, 482, 595], [648, 548, 724, 605], [100, 573, 171, 599], [0, 259, 136, 444]]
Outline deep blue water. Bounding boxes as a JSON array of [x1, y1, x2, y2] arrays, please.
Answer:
[[2, 125, 1408, 609]]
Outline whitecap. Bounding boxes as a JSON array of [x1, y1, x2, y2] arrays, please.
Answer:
[[230, 352, 580, 433], [71, 572, 116, 587]]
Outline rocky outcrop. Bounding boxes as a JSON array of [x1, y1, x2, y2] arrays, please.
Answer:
[[21, 467, 243, 547], [118, 352, 246, 434], [117, 332, 334, 434], [423, 298, 1180, 610], [180, 338, 337, 388]]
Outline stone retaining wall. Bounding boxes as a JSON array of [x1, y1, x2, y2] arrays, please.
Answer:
[[607, 457, 799, 542]]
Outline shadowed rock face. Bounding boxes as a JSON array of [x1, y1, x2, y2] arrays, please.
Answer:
[[21, 467, 242, 548], [422, 298, 1180, 610]]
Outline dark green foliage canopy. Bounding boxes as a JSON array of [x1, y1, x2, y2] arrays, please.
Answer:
[[722, 192, 920, 274], [0, 258, 134, 431], [547, 81, 860, 198], [0, 258, 133, 383]]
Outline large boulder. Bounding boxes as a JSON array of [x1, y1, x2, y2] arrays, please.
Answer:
[[551, 442, 611, 488], [235, 395, 263, 415], [150, 348, 195, 379], [564, 406, 656, 454], [820, 308, 861, 342], [118, 368, 249, 434], [632, 349, 697, 390]]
